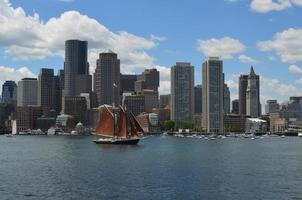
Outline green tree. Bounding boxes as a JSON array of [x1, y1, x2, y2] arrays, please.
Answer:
[[179, 120, 194, 129], [162, 120, 175, 131]]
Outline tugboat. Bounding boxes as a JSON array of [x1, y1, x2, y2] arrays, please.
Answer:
[[93, 105, 144, 145]]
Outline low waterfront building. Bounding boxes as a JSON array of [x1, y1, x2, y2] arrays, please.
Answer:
[[16, 106, 43, 133], [246, 118, 267, 134], [136, 113, 160, 133], [64, 96, 87, 125], [36, 116, 56, 132], [224, 114, 246, 133], [152, 106, 171, 122], [56, 114, 76, 132]]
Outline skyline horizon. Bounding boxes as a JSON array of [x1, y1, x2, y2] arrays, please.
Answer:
[[0, 0, 302, 108]]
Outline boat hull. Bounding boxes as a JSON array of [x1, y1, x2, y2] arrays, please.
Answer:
[[93, 138, 140, 145]]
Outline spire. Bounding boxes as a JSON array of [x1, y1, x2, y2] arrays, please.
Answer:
[[250, 65, 255, 75]]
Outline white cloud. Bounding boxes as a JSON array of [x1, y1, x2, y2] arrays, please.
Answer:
[[0, 0, 174, 94], [154, 65, 170, 94], [0, 65, 36, 94], [197, 37, 245, 59], [0, 0, 161, 74], [257, 28, 302, 63], [295, 78, 302, 84], [250, 0, 302, 13], [288, 65, 302, 74], [250, 0, 292, 13], [238, 54, 257, 64]]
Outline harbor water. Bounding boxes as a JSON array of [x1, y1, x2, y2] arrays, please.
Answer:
[[1, 135, 302, 199]]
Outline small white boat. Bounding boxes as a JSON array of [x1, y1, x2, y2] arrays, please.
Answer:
[[6, 134, 13, 137], [281, 135, 285, 138], [298, 133, 302, 137]]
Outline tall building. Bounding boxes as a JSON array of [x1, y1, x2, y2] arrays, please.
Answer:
[[202, 57, 224, 133], [17, 78, 38, 107], [239, 66, 260, 116], [232, 99, 239, 114], [159, 94, 171, 108], [120, 74, 137, 94], [38, 68, 55, 112], [94, 50, 120, 106], [224, 84, 230, 114], [1, 81, 17, 104], [239, 74, 248, 116], [265, 100, 279, 114], [122, 94, 145, 116], [136, 68, 159, 92], [54, 70, 64, 114], [63, 40, 92, 111], [16, 106, 43, 133], [171, 62, 194, 123], [141, 89, 159, 112], [194, 85, 202, 114], [64, 96, 87, 125], [246, 66, 260, 117]]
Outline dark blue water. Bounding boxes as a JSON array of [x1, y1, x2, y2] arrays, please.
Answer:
[[1, 135, 302, 200]]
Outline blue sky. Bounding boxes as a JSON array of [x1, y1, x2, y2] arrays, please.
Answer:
[[1, 0, 302, 106]]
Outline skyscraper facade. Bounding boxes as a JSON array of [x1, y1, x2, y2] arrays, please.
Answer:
[[38, 68, 55, 112], [265, 100, 279, 114], [159, 94, 171, 108], [194, 85, 202, 114], [202, 57, 224, 133], [171, 62, 194, 123], [224, 84, 230, 114], [239, 66, 260, 116], [17, 78, 38, 107], [246, 67, 260, 117], [63, 40, 92, 112], [136, 68, 159, 92], [232, 99, 239, 114], [120, 74, 137, 94], [239, 74, 248, 116], [1, 81, 17, 104], [94, 50, 120, 106]]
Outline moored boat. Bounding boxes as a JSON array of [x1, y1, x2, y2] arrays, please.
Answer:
[[93, 105, 143, 145]]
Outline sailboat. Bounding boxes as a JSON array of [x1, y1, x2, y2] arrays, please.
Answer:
[[93, 105, 144, 145]]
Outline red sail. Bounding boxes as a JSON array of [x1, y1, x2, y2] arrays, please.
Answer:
[[95, 105, 114, 137], [129, 112, 144, 138], [118, 106, 127, 139]]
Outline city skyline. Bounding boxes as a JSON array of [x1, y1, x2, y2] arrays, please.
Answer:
[[0, 0, 302, 108]]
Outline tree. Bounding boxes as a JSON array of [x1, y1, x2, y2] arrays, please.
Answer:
[[179, 120, 194, 129], [162, 120, 175, 131]]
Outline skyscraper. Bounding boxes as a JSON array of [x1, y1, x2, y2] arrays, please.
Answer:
[[202, 57, 224, 133], [239, 74, 248, 116], [265, 100, 279, 114], [136, 68, 159, 92], [159, 94, 171, 108], [232, 99, 239, 114], [120, 74, 137, 94], [1, 81, 17, 104], [246, 66, 260, 117], [239, 66, 260, 116], [63, 40, 92, 112], [94, 50, 120, 106], [54, 70, 64, 114], [17, 78, 38, 107], [38, 68, 55, 112], [194, 85, 202, 114], [171, 62, 194, 123], [224, 84, 230, 114]]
